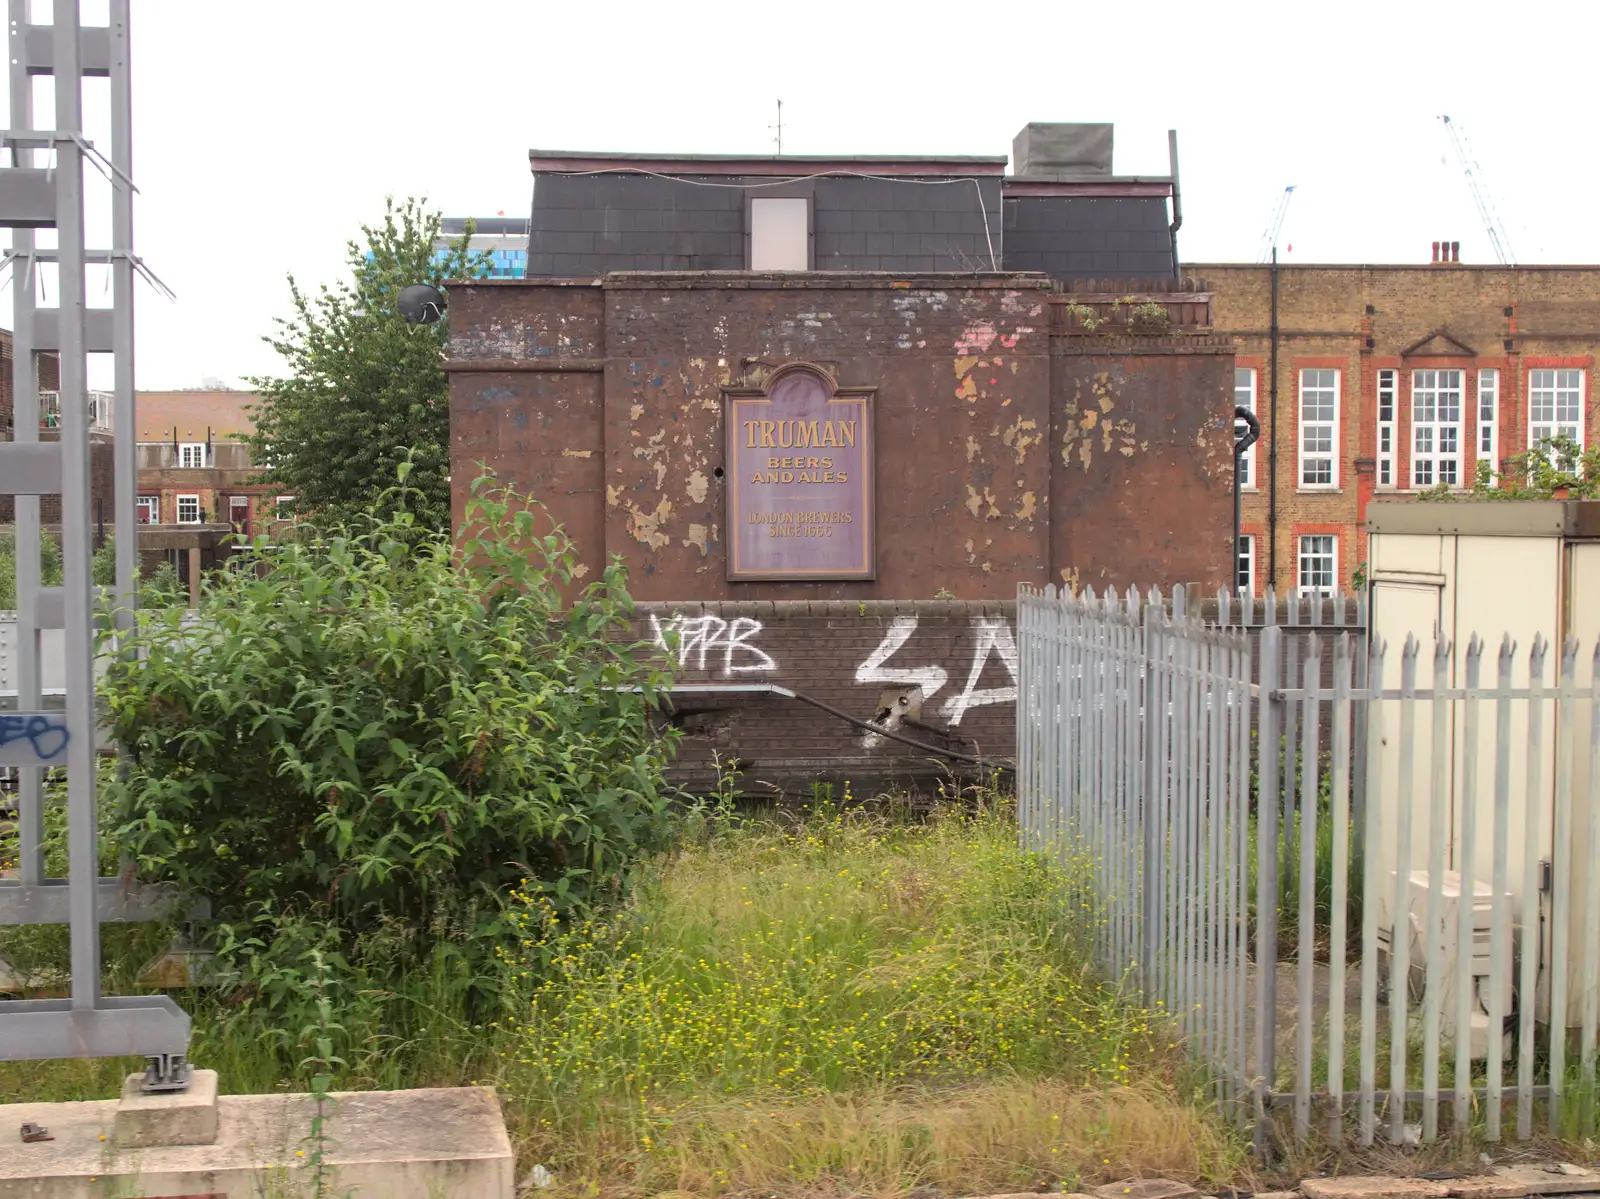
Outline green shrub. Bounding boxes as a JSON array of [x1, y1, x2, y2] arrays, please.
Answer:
[[104, 467, 679, 1026], [0, 529, 64, 608]]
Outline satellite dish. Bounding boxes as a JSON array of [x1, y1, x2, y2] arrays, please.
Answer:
[[398, 284, 447, 325]]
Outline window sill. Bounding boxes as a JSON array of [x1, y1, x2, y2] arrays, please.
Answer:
[[1296, 487, 1344, 495]]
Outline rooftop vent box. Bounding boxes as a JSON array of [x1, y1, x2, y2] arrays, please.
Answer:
[[1011, 123, 1114, 178]]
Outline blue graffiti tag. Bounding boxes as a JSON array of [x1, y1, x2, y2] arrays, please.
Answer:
[[0, 713, 70, 762]]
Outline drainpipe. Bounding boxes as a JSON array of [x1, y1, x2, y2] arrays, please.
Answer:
[[1234, 407, 1261, 591], [1167, 130, 1183, 279], [1268, 246, 1280, 587]]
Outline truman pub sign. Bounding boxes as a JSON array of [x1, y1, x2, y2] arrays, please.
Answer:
[[724, 363, 875, 581]]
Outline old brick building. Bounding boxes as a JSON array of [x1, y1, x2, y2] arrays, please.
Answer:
[[134, 389, 284, 597], [446, 127, 1236, 788], [1200, 261, 1600, 596]]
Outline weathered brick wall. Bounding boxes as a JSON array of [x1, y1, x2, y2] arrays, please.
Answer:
[[447, 273, 1239, 602], [599, 274, 1053, 600], [1050, 340, 1236, 594], [629, 599, 1017, 794], [1199, 263, 1600, 595], [447, 281, 609, 584]]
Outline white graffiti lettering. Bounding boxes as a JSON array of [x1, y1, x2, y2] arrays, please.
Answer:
[[937, 616, 1019, 725], [854, 614, 1019, 748], [650, 614, 777, 675], [853, 614, 949, 696]]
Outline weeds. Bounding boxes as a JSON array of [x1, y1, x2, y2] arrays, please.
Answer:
[[500, 798, 1238, 1197]]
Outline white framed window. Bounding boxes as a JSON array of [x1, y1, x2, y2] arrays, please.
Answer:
[[178, 441, 210, 469], [274, 495, 296, 518], [136, 495, 159, 524], [1235, 367, 1257, 488], [1298, 368, 1339, 488], [1410, 369, 1463, 488], [1528, 368, 1585, 460], [1477, 368, 1499, 479], [1377, 369, 1397, 488], [176, 494, 201, 524], [749, 197, 809, 270], [1298, 534, 1337, 597], [1236, 535, 1255, 595]]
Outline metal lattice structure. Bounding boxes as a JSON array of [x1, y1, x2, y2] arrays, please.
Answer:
[[0, 0, 190, 1080]]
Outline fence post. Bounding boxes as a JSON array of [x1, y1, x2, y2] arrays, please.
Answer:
[[1141, 592, 1163, 990], [1357, 635, 1387, 1146], [1254, 621, 1283, 1148]]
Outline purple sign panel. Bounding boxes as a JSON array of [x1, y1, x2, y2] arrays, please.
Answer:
[[725, 364, 875, 581]]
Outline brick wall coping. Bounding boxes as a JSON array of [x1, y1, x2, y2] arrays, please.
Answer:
[[631, 599, 1017, 619], [1053, 334, 1236, 355], [602, 272, 1052, 291]]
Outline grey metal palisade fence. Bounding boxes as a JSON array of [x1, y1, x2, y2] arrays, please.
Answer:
[[1016, 582, 1600, 1148]]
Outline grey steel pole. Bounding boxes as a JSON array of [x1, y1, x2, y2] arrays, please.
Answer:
[[52, 0, 101, 1011], [110, 0, 136, 626], [7, 0, 43, 888]]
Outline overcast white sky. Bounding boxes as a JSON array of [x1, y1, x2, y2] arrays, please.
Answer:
[[4, 0, 1595, 390]]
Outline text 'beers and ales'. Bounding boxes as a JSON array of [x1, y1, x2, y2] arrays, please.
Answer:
[[741, 419, 856, 484]]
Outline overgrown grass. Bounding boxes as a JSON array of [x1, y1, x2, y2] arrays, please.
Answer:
[[501, 793, 1244, 1197], [1, 791, 1245, 1196]]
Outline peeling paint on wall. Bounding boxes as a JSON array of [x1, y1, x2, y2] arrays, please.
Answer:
[[1000, 417, 1039, 464], [626, 497, 674, 549], [1060, 372, 1141, 471], [965, 485, 999, 519]]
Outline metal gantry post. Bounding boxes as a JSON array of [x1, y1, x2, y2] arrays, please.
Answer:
[[0, 0, 190, 1079], [7, 0, 44, 889]]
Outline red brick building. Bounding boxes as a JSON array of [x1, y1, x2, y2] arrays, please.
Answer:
[[1199, 262, 1600, 596], [134, 389, 277, 535]]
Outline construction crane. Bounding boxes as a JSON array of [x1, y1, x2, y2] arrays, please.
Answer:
[[1439, 114, 1515, 265], [1256, 185, 1295, 263]]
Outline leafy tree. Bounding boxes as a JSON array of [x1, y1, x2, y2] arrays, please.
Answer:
[[1420, 435, 1600, 502], [246, 199, 485, 532], [104, 468, 678, 1013]]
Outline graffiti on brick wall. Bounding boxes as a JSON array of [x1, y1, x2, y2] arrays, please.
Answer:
[[649, 614, 777, 674], [855, 614, 1018, 726]]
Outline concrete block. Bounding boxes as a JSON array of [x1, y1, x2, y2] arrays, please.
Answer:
[[115, 1069, 220, 1148], [0, 1084, 512, 1199], [1091, 1181, 1198, 1199], [1449, 1166, 1600, 1199], [1300, 1179, 1451, 1199]]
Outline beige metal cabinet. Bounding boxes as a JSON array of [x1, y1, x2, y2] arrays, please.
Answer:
[[1366, 500, 1600, 1028]]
